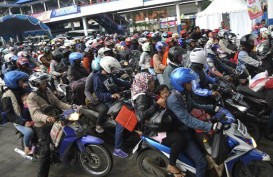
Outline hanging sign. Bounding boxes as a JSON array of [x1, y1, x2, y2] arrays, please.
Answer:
[[247, 0, 263, 20]]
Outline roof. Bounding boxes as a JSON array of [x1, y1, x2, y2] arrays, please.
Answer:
[[196, 0, 247, 16]]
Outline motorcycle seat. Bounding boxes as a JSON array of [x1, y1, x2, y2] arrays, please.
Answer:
[[236, 85, 266, 100]]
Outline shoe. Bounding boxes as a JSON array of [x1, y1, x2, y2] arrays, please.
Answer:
[[113, 149, 128, 158], [167, 165, 186, 177], [96, 125, 104, 133]]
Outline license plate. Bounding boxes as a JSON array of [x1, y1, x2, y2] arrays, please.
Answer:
[[233, 92, 244, 102], [132, 140, 142, 154], [237, 120, 248, 136]]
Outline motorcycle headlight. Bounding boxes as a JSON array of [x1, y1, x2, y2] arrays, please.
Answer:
[[237, 106, 247, 112], [251, 137, 257, 148]]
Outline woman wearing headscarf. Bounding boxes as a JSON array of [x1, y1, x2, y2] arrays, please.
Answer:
[[132, 72, 186, 177]]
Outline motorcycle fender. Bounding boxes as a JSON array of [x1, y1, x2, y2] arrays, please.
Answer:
[[76, 135, 104, 152], [241, 149, 271, 165]]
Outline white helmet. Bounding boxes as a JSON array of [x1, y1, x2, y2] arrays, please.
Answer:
[[37, 54, 44, 64], [138, 37, 148, 45], [4, 53, 15, 63], [218, 29, 228, 38], [100, 56, 121, 74], [98, 47, 111, 58], [190, 48, 207, 64], [142, 42, 150, 52]]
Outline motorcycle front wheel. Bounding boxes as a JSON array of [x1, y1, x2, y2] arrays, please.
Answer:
[[233, 161, 273, 177], [78, 144, 113, 177], [137, 149, 169, 177]]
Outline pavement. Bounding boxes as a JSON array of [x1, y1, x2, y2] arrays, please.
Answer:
[[1, 122, 273, 177]]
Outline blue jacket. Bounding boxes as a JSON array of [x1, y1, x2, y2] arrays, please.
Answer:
[[93, 71, 130, 103], [167, 90, 212, 132]]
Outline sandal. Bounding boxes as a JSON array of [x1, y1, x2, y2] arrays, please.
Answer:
[[167, 165, 186, 177]]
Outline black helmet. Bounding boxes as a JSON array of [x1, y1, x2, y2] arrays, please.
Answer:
[[44, 47, 51, 54], [52, 49, 63, 61], [197, 37, 208, 48], [256, 40, 271, 60], [168, 46, 187, 64], [62, 49, 71, 58], [240, 34, 255, 52]]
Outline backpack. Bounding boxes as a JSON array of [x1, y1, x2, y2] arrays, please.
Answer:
[[129, 50, 141, 72], [69, 77, 87, 105]]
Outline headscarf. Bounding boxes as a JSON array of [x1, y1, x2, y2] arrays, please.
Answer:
[[131, 72, 153, 100]]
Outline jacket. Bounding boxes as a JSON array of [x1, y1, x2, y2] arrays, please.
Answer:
[[219, 39, 233, 58], [163, 62, 179, 90], [236, 50, 261, 76], [27, 88, 71, 127], [67, 64, 89, 82], [191, 63, 216, 97], [153, 53, 166, 74], [2, 89, 27, 126], [93, 71, 130, 103], [139, 52, 151, 70], [167, 90, 212, 132]]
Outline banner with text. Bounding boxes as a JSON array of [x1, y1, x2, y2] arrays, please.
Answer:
[[51, 6, 80, 18], [247, 0, 263, 20]]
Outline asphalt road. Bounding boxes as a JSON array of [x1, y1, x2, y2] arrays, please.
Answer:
[[1, 122, 273, 177]]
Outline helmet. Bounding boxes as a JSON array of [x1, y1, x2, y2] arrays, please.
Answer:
[[155, 41, 167, 52], [4, 71, 29, 89], [52, 49, 63, 61], [260, 28, 270, 39], [180, 30, 188, 38], [125, 37, 131, 45], [168, 46, 186, 64], [189, 48, 207, 64], [177, 38, 184, 47], [240, 34, 255, 51], [142, 42, 150, 52], [104, 40, 115, 48], [16, 57, 29, 68], [206, 44, 220, 55], [138, 37, 148, 45], [17, 51, 27, 57], [91, 57, 101, 71], [4, 53, 15, 63], [161, 32, 168, 38], [170, 67, 198, 92], [256, 40, 271, 60], [167, 31, 173, 37], [172, 33, 179, 39], [29, 72, 50, 88], [98, 47, 111, 58], [37, 54, 44, 64], [69, 52, 83, 65], [228, 33, 237, 41], [218, 29, 229, 38], [62, 49, 71, 58], [197, 37, 208, 47], [165, 37, 175, 45], [100, 56, 121, 74], [9, 46, 15, 52], [44, 47, 50, 54], [131, 37, 138, 45]]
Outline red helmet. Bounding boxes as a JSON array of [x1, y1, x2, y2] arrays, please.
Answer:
[[165, 37, 175, 45], [16, 57, 29, 68], [125, 37, 131, 45], [180, 30, 188, 38], [213, 29, 220, 34], [167, 31, 173, 37]]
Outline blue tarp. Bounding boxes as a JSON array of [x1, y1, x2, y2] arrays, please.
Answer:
[[0, 14, 52, 40]]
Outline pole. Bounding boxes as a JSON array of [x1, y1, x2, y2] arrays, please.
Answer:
[[71, 22, 75, 31], [8, 8, 12, 15], [176, 3, 181, 33], [82, 17, 88, 36], [268, 0, 273, 25], [20, 8, 23, 14], [73, 0, 76, 6], [57, 0, 61, 8], [30, 5, 33, 14], [43, 3, 47, 11]]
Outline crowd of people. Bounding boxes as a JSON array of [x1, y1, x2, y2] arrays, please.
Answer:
[[1, 21, 273, 177]]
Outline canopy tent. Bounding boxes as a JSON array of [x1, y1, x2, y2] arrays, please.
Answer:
[[0, 14, 52, 40], [195, 0, 253, 38]]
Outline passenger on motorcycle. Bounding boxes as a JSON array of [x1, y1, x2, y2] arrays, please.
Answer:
[[93, 56, 130, 158], [139, 42, 151, 72], [27, 72, 71, 177], [189, 48, 220, 104], [132, 73, 186, 177], [167, 67, 223, 177], [2, 71, 34, 155], [236, 34, 262, 78], [163, 46, 186, 90], [153, 41, 167, 84], [50, 49, 68, 86], [16, 57, 33, 75], [218, 29, 237, 60], [67, 52, 89, 82]]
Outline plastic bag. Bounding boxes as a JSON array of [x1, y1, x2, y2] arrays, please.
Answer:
[[211, 131, 230, 165], [249, 70, 268, 92]]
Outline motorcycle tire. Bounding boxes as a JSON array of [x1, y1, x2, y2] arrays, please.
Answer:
[[242, 121, 262, 143], [233, 161, 273, 177], [78, 144, 113, 177], [137, 149, 169, 177]]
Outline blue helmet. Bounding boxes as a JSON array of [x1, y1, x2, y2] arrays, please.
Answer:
[[155, 41, 167, 52], [91, 57, 101, 71], [69, 52, 83, 65], [170, 67, 198, 92], [4, 71, 29, 89], [177, 38, 184, 47]]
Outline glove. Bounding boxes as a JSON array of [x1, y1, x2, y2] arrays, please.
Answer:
[[212, 122, 223, 133]]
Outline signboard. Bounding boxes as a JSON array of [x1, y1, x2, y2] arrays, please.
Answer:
[[247, 0, 263, 20], [31, 11, 52, 22], [51, 6, 80, 18], [160, 20, 176, 29]]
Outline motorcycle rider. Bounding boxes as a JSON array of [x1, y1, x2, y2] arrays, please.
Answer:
[[139, 42, 151, 72], [163, 46, 186, 90], [2, 71, 34, 155], [153, 41, 167, 84], [67, 52, 89, 82], [93, 56, 130, 158], [189, 48, 220, 104], [16, 57, 33, 75], [27, 72, 71, 177], [167, 67, 223, 177]]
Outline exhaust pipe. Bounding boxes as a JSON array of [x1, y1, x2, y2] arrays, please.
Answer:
[[14, 148, 33, 161]]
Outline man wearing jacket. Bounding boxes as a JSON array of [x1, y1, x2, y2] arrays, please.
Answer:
[[27, 72, 71, 177]]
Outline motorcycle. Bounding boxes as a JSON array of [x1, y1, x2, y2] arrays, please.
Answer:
[[132, 111, 273, 177], [15, 108, 113, 177]]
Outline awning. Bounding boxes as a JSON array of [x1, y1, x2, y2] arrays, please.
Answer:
[[16, 0, 39, 4], [0, 14, 52, 40]]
